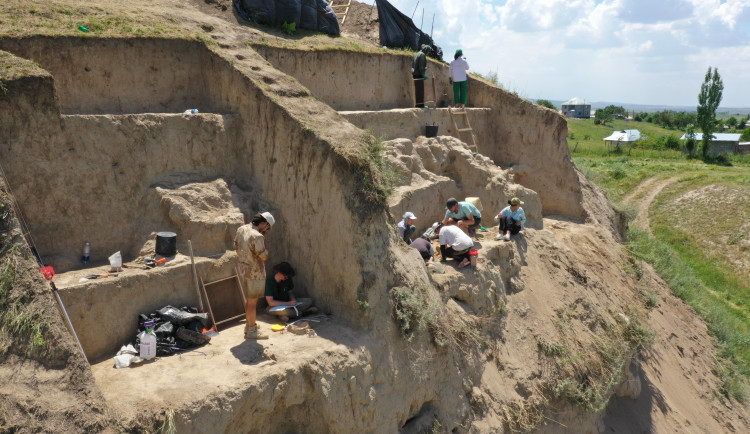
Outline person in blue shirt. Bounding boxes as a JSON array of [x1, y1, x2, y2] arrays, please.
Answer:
[[397, 211, 417, 244], [495, 197, 526, 241], [442, 198, 482, 236]]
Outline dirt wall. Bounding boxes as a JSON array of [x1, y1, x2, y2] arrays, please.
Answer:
[[340, 107, 495, 148], [0, 37, 233, 114], [253, 46, 585, 218], [0, 38, 379, 331]]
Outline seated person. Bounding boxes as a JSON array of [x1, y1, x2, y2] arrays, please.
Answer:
[[409, 234, 435, 262], [495, 197, 526, 241], [442, 198, 482, 236], [436, 223, 474, 268], [264, 262, 313, 321], [397, 211, 418, 244]]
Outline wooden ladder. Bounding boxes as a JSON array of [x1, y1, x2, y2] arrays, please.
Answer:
[[449, 108, 478, 151], [328, 0, 352, 25]]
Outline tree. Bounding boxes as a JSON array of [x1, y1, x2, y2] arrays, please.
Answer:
[[536, 99, 556, 110], [594, 109, 612, 125], [696, 67, 724, 159], [685, 124, 697, 158]]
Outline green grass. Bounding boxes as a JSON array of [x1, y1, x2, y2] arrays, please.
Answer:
[[627, 229, 749, 400], [0, 0, 188, 39], [567, 118, 685, 157], [576, 148, 750, 401]]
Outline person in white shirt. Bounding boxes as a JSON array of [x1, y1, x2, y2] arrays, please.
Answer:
[[449, 49, 470, 107], [436, 223, 474, 268]]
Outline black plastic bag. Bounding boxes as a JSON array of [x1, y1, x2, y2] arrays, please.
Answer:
[[239, 0, 275, 25], [275, 0, 302, 27], [375, 0, 443, 61], [155, 306, 210, 327], [299, 0, 317, 30], [316, 0, 341, 36]]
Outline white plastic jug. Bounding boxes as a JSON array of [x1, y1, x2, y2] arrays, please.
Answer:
[[139, 321, 157, 360]]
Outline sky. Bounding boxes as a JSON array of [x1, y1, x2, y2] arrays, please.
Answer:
[[384, 0, 750, 108]]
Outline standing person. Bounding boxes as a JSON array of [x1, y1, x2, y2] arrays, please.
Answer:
[[495, 197, 526, 241], [397, 212, 417, 244], [265, 262, 313, 322], [234, 212, 275, 339], [436, 223, 474, 268], [412, 44, 432, 108], [442, 197, 482, 236], [449, 49, 469, 107]]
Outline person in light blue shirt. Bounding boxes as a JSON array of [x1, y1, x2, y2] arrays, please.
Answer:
[[495, 197, 526, 241], [443, 198, 482, 236]]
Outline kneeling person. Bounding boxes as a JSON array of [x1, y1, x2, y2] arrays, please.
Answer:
[[443, 198, 482, 236], [436, 224, 474, 268], [265, 262, 313, 322]]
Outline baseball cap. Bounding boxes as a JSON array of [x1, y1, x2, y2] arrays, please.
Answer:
[[261, 212, 275, 227]]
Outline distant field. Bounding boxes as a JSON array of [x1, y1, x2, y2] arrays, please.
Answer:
[[566, 118, 685, 158]]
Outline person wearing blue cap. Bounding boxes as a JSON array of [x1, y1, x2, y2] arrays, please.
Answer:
[[449, 49, 469, 107]]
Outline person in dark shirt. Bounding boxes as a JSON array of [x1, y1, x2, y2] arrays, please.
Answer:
[[412, 44, 431, 107], [264, 262, 313, 322], [410, 235, 434, 262]]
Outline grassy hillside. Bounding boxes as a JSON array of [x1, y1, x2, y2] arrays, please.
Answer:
[[575, 153, 750, 400]]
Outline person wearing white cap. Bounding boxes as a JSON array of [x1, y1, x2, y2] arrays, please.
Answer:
[[397, 212, 418, 244], [234, 211, 275, 339]]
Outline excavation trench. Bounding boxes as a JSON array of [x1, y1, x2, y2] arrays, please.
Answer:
[[0, 36, 626, 433]]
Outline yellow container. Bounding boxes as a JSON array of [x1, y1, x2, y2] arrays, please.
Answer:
[[465, 196, 483, 211]]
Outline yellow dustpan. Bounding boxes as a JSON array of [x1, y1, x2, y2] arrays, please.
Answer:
[[271, 324, 286, 332]]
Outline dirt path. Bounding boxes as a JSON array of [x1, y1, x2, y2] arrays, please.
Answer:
[[622, 176, 679, 234]]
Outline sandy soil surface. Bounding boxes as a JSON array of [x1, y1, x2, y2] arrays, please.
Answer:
[[90, 313, 360, 422]]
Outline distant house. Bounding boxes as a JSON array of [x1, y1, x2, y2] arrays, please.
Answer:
[[603, 129, 641, 148], [561, 97, 591, 118], [679, 133, 741, 155]]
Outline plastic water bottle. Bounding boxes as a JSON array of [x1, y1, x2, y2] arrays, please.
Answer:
[[183, 109, 198, 114], [82, 242, 90, 264], [139, 321, 157, 360]]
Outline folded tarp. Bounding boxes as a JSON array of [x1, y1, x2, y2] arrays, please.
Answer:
[[375, 0, 443, 62]]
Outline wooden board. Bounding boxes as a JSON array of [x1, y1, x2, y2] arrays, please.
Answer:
[[200, 270, 246, 331]]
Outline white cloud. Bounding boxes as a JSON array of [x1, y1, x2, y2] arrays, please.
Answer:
[[381, 0, 750, 106]]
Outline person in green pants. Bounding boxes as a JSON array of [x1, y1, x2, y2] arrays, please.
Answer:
[[449, 49, 469, 107]]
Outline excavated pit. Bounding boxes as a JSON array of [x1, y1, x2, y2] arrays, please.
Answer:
[[254, 45, 587, 219], [0, 34, 660, 433]]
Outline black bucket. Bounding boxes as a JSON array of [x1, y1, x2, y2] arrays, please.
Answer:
[[155, 232, 177, 256], [425, 124, 439, 138]]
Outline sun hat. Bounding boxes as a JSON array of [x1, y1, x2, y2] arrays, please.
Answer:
[[261, 211, 275, 227], [403, 211, 417, 220], [455, 49, 463, 56], [509, 197, 524, 206]]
